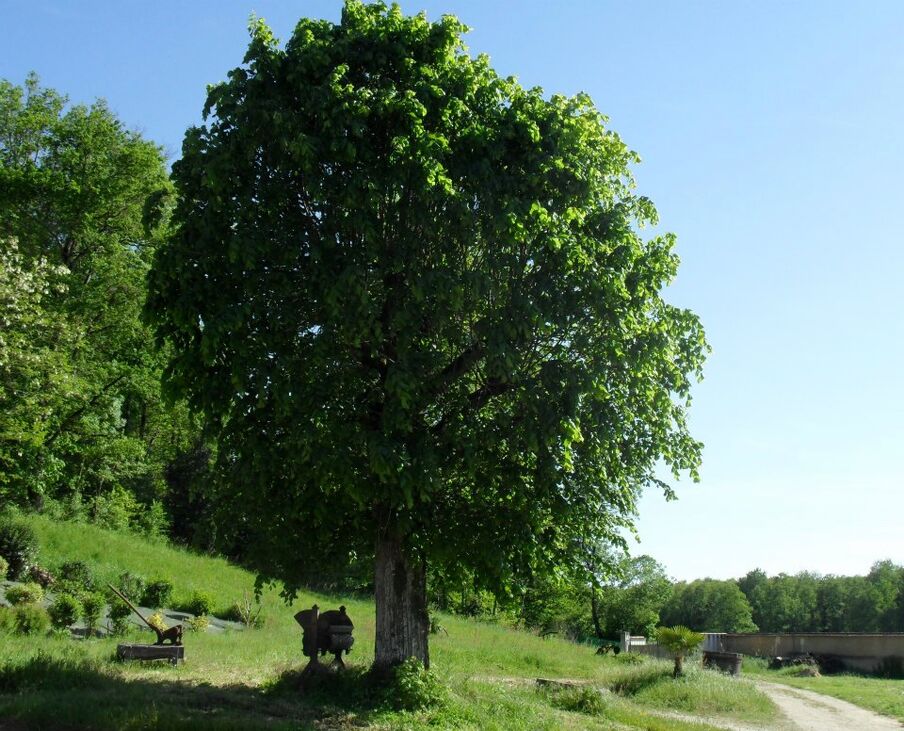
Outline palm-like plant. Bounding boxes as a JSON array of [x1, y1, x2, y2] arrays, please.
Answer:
[[655, 625, 705, 677]]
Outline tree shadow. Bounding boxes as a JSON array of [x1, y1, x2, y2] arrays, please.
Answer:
[[0, 651, 385, 730]]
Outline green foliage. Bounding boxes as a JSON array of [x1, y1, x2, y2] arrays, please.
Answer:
[[89, 487, 139, 533], [141, 579, 174, 609], [5, 582, 44, 605], [146, 0, 707, 665], [0, 556, 8, 580], [186, 615, 209, 633], [220, 591, 263, 628], [0, 516, 38, 580], [385, 657, 447, 711], [0, 73, 199, 527], [0, 605, 13, 633], [12, 604, 50, 635], [47, 593, 81, 629], [654, 626, 705, 677], [115, 571, 146, 603], [107, 579, 135, 634], [80, 592, 105, 637], [178, 590, 214, 617], [655, 626, 705, 654], [56, 560, 95, 594], [548, 685, 609, 716], [741, 562, 904, 633], [661, 579, 757, 633], [593, 555, 671, 638]]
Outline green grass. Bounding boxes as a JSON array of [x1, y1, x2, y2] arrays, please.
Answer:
[[0, 515, 778, 729], [745, 656, 904, 722]]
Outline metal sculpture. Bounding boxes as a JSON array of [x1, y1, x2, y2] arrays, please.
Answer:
[[107, 584, 183, 646], [294, 604, 354, 674]]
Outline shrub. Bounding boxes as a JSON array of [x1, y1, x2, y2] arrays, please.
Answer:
[[26, 565, 55, 589], [48, 593, 82, 630], [219, 591, 263, 628], [90, 486, 138, 532], [385, 657, 446, 711], [14, 604, 51, 636], [5, 582, 45, 606], [57, 560, 95, 594], [142, 579, 174, 609], [134, 500, 169, 538], [549, 686, 609, 716], [178, 590, 214, 617], [186, 615, 209, 633], [107, 596, 132, 636], [81, 592, 105, 637], [115, 572, 146, 603], [0, 517, 38, 580], [0, 556, 8, 580]]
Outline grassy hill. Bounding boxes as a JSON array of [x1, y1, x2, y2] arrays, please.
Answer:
[[0, 515, 777, 730]]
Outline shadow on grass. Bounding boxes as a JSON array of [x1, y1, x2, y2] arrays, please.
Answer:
[[0, 651, 387, 730]]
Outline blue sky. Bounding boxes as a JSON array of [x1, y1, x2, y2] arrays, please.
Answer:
[[4, 1, 902, 581]]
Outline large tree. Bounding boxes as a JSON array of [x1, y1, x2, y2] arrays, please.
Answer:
[[0, 74, 193, 515], [147, 1, 707, 669]]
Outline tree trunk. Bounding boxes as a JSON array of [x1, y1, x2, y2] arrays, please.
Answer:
[[674, 654, 684, 677], [373, 527, 429, 671], [590, 587, 604, 638]]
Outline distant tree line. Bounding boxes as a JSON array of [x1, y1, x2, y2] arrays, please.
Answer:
[[430, 556, 904, 640]]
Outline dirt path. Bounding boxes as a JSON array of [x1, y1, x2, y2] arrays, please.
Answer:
[[754, 681, 903, 730]]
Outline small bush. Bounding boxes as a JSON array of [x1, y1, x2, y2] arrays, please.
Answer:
[[178, 590, 214, 617], [14, 604, 51, 636], [0, 517, 38, 580], [186, 615, 209, 633], [385, 657, 446, 711], [5, 582, 45, 606], [142, 579, 174, 609], [134, 500, 169, 538], [116, 571, 146, 602], [48, 593, 82, 629], [549, 686, 609, 716], [219, 591, 263, 628], [90, 486, 138, 532], [57, 560, 95, 594], [26, 565, 55, 589], [107, 597, 132, 636], [0, 556, 9, 580], [81, 592, 105, 637]]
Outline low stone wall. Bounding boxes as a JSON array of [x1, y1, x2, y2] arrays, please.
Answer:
[[716, 633, 904, 674]]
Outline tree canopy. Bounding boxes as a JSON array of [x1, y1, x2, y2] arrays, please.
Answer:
[[147, 1, 707, 667], [0, 74, 196, 526]]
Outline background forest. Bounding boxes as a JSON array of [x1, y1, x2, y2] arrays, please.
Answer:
[[2, 73, 902, 644]]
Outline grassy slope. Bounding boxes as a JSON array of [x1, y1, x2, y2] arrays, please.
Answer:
[[0, 515, 776, 730], [745, 658, 904, 723]]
